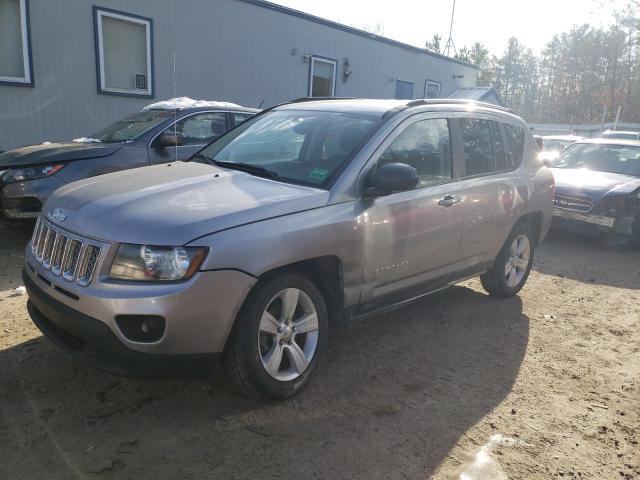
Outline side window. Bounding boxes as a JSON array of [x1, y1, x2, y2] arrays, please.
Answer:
[[379, 119, 452, 187], [170, 112, 227, 146], [504, 123, 525, 169], [233, 112, 253, 126], [491, 121, 507, 171], [460, 119, 495, 176]]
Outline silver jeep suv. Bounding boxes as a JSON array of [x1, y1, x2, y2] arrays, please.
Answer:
[[23, 99, 554, 398]]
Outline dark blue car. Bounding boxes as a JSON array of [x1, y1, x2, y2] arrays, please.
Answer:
[[550, 138, 640, 247], [0, 98, 258, 221]]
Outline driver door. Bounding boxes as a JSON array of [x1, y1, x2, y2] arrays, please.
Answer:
[[360, 116, 465, 305], [148, 111, 228, 164]]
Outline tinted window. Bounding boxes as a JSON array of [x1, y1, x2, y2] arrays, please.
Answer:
[[460, 119, 495, 176], [491, 121, 507, 171], [199, 110, 378, 187], [379, 119, 452, 187], [233, 112, 254, 125], [167, 112, 227, 146], [504, 123, 525, 168]]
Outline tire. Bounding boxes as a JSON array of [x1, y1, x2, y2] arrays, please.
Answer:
[[223, 272, 329, 399], [481, 222, 535, 298]]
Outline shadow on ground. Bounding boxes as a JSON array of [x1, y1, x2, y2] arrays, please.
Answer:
[[0, 286, 528, 479], [534, 229, 640, 289]]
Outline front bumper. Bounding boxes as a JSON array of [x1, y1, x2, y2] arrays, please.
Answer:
[[0, 176, 66, 220], [24, 250, 257, 366], [552, 207, 636, 237], [24, 270, 221, 377]]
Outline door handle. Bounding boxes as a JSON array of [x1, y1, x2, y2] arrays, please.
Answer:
[[438, 195, 462, 207]]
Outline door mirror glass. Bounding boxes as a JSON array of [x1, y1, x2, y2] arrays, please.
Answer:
[[368, 162, 419, 195], [158, 131, 184, 147]]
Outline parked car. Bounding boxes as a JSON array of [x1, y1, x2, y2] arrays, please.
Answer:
[[599, 130, 640, 141], [23, 98, 553, 398], [538, 135, 583, 163], [550, 138, 640, 246], [0, 97, 258, 221]]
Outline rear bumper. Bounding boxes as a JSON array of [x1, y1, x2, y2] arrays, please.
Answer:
[[24, 269, 220, 378]]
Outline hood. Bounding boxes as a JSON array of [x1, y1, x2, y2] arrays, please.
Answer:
[[42, 162, 330, 245], [0, 142, 124, 168], [551, 168, 640, 202]]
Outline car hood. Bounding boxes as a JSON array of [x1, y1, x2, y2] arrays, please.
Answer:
[[550, 168, 640, 202], [42, 162, 330, 245], [0, 142, 124, 168]]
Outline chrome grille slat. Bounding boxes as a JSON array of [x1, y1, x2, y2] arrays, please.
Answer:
[[42, 229, 57, 269], [31, 217, 102, 287], [51, 234, 67, 275], [553, 195, 593, 213]]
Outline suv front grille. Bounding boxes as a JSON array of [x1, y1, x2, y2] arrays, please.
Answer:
[[31, 217, 102, 287], [553, 195, 593, 213]]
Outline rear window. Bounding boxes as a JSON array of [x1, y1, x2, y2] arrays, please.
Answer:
[[460, 119, 495, 176], [491, 121, 508, 171], [504, 123, 526, 168]]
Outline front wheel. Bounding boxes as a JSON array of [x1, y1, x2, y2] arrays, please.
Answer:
[[481, 223, 535, 298], [223, 273, 328, 399]]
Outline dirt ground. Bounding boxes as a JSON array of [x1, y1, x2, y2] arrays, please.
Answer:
[[0, 223, 638, 479]]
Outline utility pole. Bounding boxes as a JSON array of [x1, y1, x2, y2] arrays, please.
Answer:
[[600, 106, 608, 133], [443, 0, 457, 57]]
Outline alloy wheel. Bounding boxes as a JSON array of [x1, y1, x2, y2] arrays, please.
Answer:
[[257, 288, 320, 381]]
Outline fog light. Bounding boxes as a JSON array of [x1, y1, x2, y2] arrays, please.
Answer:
[[115, 315, 165, 343]]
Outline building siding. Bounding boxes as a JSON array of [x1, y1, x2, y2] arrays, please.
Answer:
[[0, 0, 476, 150]]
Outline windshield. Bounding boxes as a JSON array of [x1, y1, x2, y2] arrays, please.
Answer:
[[551, 143, 640, 176], [90, 110, 173, 143], [543, 139, 572, 152], [601, 131, 639, 140], [197, 110, 380, 187]]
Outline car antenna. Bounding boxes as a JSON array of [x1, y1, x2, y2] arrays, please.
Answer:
[[258, 99, 265, 109]]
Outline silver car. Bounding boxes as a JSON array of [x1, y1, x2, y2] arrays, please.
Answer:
[[23, 99, 554, 398]]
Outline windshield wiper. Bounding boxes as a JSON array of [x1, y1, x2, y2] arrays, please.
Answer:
[[211, 160, 279, 179]]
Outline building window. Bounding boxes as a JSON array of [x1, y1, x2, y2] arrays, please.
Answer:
[[0, 0, 33, 86], [394, 80, 414, 99], [94, 7, 153, 97], [424, 80, 441, 99], [309, 56, 336, 97]]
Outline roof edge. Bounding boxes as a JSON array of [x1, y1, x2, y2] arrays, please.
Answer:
[[235, 0, 479, 69]]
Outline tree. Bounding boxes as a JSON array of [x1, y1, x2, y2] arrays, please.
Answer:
[[425, 34, 442, 54]]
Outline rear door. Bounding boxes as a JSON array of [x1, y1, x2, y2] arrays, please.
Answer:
[[452, 117, 516, 269], [361, 115, 465, 304], [147, 111, 229, 164]]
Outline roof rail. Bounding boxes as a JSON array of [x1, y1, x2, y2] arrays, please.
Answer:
[[288, 96, 357, 103], [405, 98, 514, 114]]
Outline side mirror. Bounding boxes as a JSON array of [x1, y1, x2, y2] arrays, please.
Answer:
[[157, 131, 184, 147], [366, 162, 419, 196]]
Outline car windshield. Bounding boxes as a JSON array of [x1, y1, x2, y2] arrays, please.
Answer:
[[90, 110, 173, 143], [602, 132, 638, 140], [551, 143, 640, 176], [196, 110, 380, 188], [543, 139, 572, 152]]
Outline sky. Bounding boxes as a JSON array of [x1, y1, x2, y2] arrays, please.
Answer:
[[271, 0, 631, 55]]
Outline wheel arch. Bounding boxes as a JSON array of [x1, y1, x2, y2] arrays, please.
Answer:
[[256, 255, 346, 330]]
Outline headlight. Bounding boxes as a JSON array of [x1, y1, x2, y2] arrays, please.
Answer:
[[109, 244, 208, 282], [2, 164, 64, 183]]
